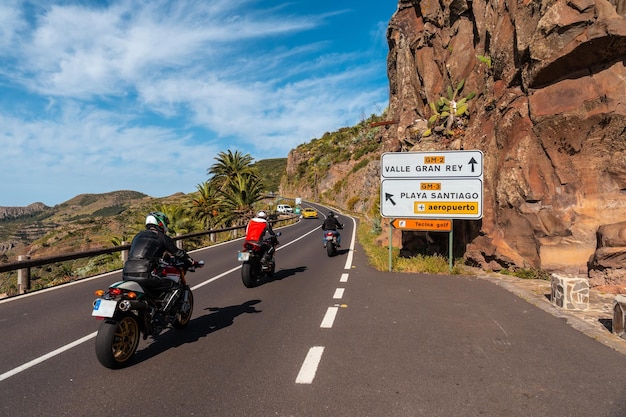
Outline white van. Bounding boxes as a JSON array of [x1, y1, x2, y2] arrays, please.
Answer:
[[276, 204, 293, 213]]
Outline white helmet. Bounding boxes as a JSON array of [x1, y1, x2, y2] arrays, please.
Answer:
[[145, 211, 169, 233], [257, 211, 267, 219]]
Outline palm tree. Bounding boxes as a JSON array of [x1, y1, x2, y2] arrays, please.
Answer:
[[153, 203, 195, 236], [208, 150, 257, 190], [215, 172, 265, 227], [191, 181, 221, 230], [206, 150, 265, 227]]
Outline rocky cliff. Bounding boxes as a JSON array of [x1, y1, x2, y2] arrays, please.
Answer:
[[383, 0, 626, 287], [284, 0, 626, 288]]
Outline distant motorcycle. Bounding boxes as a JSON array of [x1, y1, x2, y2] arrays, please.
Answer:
[[238, 232, 281, 288], [324, 229, 342, 257], [91, 257, 204, 369]]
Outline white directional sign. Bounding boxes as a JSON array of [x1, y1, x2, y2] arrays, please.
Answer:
[[380, 150, 484, 219], [381, 150, 483, 178], [381, 178, 483, 219]]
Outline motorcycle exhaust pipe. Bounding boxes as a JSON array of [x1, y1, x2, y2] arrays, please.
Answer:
[[119, 299, 148, 311]]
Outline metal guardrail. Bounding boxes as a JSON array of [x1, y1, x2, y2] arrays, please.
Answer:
[[0, 215, 298, 294]]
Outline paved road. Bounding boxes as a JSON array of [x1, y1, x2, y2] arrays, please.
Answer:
[[1, 206, 625, 416]]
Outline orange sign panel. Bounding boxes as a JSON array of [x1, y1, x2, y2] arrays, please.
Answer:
[[390, 218, 452, 231]]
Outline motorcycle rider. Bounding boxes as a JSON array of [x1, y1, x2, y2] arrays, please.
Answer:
[[245, 211, 277, 261], [122, 211, 194, 317], [321, 211, 343, 247]]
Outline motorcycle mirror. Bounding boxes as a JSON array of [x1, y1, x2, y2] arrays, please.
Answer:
[[275, 232, 282, 236], [196, 260, 205, 267]]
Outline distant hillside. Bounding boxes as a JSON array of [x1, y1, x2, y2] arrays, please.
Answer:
[[253, 158, 287, 193], [0, 190, 184, 262], [0, 158, 287, 264]]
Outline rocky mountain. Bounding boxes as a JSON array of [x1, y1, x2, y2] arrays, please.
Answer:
[[0, 190, 171, 262], [0, 203, 49, 221], [283, 0, 626, 289]]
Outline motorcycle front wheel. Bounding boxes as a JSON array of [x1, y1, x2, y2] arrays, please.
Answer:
[[173, 287, 194, 329], [242, 261, 259, 288], [95, 313, 140, 369]]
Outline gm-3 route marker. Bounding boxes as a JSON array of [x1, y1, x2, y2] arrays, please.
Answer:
[[381, 178, 482, 219]]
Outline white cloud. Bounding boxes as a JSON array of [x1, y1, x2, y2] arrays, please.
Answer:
[[0, 0, 393, 206]]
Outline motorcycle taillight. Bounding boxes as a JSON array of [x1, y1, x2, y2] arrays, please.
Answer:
[[109, 288, 123, 296]]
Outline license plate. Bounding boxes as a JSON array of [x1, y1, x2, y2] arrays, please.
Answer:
[[92, 299, 117, 318], [238, 251, 250, 261], [325, 235, 334, 241]]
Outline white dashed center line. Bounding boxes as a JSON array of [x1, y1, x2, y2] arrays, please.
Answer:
[[320, 306, 339, 328], [333, 288, 345, 299], [296, 346, 325, 384]]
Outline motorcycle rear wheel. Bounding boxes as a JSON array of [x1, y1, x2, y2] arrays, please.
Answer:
[[242, 262, 259, 288], [327, 242, 335, 257], [173, 287, 194, 329], [95, 313, 140, 369]]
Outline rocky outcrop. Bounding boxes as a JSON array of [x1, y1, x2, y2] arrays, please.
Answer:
[[0, 203, 49, 221], [384, 0, 626, 283], [589, 221, 626, 289]]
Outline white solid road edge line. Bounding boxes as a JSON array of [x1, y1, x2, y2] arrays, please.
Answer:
[[296, 346, 325, 384], [0, 331, 98, 382]]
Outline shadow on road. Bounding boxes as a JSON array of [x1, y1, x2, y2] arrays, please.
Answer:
[[131, 299, 262, 366], [258, 266, 307, 285]]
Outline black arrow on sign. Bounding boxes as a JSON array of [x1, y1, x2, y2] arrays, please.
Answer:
[[468, 157, 477, 173], [385, 193, 396, 206]]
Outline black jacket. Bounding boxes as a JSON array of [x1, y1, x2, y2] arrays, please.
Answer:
[[322, 216, 342, 231], [123, 226, 190, 276]]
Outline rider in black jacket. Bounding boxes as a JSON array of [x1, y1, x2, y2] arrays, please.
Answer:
[[122, 212, 193, 314], [321, 211, 343, 247]]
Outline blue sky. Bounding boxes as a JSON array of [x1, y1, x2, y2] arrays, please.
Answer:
[[1, 0, 396, 207]]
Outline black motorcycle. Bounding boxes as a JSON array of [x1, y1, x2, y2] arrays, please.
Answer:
[[323, 225, 343, 257], [91, 257, 204, 369], [238, 232, 281, 288]]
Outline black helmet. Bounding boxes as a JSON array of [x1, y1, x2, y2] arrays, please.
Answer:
[[328, 211, 334, 217]]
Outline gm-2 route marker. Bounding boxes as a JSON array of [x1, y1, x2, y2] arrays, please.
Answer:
[[381, 150, 483, 179]]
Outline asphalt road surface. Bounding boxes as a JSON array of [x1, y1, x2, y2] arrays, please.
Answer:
[[1, 205, 625, 417]]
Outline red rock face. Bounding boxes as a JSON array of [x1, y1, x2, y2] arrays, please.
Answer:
[[386, 0, 626, 283]]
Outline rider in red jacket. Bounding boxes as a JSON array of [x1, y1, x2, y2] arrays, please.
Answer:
[[245, 211, 276, 260]]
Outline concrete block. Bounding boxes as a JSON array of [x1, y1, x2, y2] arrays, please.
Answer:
[[612, 295, 626, 338], [550, 274, 589, 310]]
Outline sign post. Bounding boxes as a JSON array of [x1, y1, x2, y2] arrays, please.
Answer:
[[380, 151, 483, 271]]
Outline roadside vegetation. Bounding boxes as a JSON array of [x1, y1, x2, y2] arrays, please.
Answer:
[[356, 221, 467, 275], [0, 151, 291, 296]]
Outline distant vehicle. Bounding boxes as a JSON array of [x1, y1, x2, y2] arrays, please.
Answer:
[[301, 208, 318, 219], [276, 204, 293, 214]]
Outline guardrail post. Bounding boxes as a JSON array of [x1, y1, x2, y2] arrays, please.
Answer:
[[121, 241, 129, 263], [176, 233, 184, 250], [17, 255, 30, 294]]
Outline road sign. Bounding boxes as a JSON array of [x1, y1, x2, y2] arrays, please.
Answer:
[[381, 150, 483, 178], [390, 218, 452, 231], [381, 178, 482, 219]]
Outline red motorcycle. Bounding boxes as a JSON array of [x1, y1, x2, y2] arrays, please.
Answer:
[[238, 232, 281, 288], [91, 257, 204, 368]]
